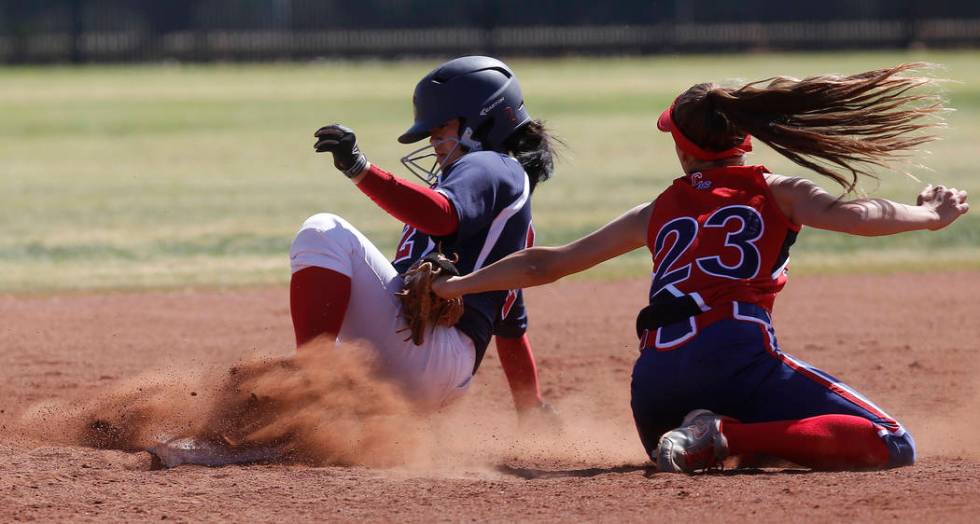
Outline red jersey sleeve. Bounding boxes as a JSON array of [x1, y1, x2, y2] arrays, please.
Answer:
[[356, 164, 459, 237]]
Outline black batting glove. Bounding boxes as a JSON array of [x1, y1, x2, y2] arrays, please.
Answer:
[[313, 124, 368, 178]]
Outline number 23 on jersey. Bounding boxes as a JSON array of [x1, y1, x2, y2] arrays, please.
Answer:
[[650, 205, 765, 297]]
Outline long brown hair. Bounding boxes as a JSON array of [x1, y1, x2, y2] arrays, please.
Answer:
[[503, 119, 561, 193], [672, 63, 946, 193]]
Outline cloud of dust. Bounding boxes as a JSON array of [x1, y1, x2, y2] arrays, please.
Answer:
[[18, 339, 426, 467], [17, 338, 646, 472], [19, 367, 212, 451], [414, 389, 646, 474]]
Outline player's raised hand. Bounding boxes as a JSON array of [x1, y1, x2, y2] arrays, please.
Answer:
[[917, 184, 969, 230], [314, 124, 368, 178]]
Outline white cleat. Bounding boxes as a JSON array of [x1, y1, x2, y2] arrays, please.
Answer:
[[656, 409, 729, 474], [146, 437, 284, 469]]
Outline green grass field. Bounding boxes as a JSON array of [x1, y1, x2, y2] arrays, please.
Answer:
[[1, 51, 978, 293]]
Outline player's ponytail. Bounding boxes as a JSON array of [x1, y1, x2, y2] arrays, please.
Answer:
[[503, 119, 560, 193], [673, 63, 946, 193]]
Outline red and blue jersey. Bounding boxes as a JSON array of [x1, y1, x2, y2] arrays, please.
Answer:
[[641, 165, 799, 342], [633, 167, 913, 465], [392, 150, 533, 370]]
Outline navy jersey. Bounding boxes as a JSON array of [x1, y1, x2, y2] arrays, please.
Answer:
[[392, 151, 533, 372]]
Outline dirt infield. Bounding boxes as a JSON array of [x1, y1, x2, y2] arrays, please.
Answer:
[[2, 272, 979, 522]]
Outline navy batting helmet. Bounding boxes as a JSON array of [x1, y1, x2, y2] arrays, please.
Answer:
[[400, 56, 531, 157]]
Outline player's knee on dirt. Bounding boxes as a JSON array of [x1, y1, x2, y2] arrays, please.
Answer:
[[635, 424, 662, 460], [290, 213, 359, 274], [883, 430, 916, 468], [629, 405, 678, 460]]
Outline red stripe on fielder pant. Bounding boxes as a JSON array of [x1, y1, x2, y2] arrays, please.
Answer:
[[753, 323, 904, 434]]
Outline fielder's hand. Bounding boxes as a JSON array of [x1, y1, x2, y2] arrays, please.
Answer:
[[397, 252, 465, 345], [314, 124, 368, 178], [917, 184, 969, 230], [430, 274, 460, 299]]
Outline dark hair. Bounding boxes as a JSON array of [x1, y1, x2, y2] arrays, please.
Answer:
[[672, 63, 945, 193], [503, 119, 560, 193]]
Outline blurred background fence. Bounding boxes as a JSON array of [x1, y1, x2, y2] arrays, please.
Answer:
[[2, 0, 980, 63]]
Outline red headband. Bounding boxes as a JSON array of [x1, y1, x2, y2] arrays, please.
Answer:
[[657, 104, 752, 161]]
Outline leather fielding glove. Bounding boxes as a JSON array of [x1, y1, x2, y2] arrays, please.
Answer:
[[397, 252, 465, 346]]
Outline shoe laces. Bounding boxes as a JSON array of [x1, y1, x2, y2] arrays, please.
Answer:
[[682, 418, 726, 472], [682, 443, 723, 472]]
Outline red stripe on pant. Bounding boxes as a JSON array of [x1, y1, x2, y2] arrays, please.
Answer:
[[754, 324, 901, 432]]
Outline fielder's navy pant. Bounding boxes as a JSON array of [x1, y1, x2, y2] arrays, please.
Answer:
[[630, 302, 915, 468]]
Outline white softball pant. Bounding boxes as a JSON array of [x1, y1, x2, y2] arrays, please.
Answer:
[[289, 213, 475, 409]]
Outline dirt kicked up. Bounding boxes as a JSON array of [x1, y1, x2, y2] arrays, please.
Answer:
[[1, 272, 979, 522]]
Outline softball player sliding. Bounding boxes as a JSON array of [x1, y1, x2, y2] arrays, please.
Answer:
[[291, 56, 558, 412], [150, 56, 559, 469], [435, 64, 969, 473]]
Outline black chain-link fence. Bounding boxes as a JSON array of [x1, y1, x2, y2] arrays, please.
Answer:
[[2, 0, 979, 63]]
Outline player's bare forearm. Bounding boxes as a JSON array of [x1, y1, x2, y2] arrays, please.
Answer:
[[831, 198, 941, 236], [767, 175, 969, 236], [435, 203, 652, 298], [441, 247, 565, 297]]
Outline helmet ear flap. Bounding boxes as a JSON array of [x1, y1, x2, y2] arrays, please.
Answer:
[[459, 127, 483, 151], [458, 125, 484, 152]]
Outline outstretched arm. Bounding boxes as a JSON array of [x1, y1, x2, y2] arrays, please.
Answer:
[[435, 202, 652, 298], [766, 174, 969, 236]]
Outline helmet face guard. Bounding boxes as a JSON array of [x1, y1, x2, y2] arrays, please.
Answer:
[[399, 127, 482, 184], [400, 140, 453, 185], [398, 56, 532, 179]]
